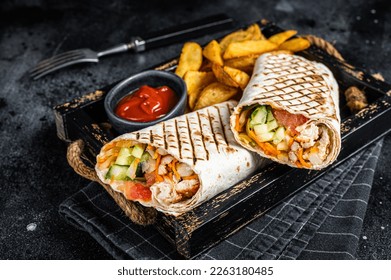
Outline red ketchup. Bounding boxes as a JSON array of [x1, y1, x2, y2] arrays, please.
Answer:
[[115, 85, 178, 122]]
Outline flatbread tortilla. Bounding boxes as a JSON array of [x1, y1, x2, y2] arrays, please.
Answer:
[[96, 100, 265, 216], [230, 52, 341, 170]]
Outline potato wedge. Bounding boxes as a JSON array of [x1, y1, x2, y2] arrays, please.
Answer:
[[212, 63, 239, 88], [224, 55, 258, 74], [194, 82, 238, 110], [279, 37, 311, 52], [246, 23, 266, 40], [268, 30, 297, 45], [199, 59, 213, 72], [175, 42, 203, 78], [223, 66, 250, 90], [219, 24, 265, 52], [219, 30, 251, 53], [203, 40, 223, 66], [223, 40, 278, 59], [183, 71, 216, 110]]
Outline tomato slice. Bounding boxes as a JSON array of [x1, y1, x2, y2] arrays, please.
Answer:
[[273, 109, 308, 135], [123, 181, 152, 201]]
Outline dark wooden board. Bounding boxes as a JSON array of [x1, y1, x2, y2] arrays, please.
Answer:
[[54, 20, 391, 258]]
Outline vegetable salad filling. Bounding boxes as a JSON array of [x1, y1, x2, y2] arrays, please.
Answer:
[[97, 140, 200, 203], [235, 105, 331, 168]]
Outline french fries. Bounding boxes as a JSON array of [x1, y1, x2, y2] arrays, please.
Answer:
[[175, 42, 203, 78], [194, 82, 238, 110], [175, 24, 311, 111]]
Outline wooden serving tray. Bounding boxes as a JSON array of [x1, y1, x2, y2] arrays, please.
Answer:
[[54, 20, 391, 258]]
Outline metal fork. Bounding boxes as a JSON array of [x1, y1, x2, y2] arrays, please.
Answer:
[[30, 41, 142, 80], [30, 14, 234, 80]]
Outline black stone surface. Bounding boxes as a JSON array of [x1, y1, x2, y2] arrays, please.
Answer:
[[0, 0, 390, 259]]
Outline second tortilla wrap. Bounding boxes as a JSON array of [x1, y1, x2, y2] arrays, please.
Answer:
[[230, 51, 341, 170], [96, 100, 264, 216]]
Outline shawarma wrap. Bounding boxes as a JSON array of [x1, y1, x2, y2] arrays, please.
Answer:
[[230, 51, 341, 170], [96, 100, 264, 216]]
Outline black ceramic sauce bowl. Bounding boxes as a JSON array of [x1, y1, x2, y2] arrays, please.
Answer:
[[104, 70, 187, 134]]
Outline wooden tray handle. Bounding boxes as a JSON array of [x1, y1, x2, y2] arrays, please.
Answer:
[[304, 34, 344, 60], [67, 139, 157, 226]]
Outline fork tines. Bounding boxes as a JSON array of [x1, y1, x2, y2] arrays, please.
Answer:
[[30, 49, 97, 79]]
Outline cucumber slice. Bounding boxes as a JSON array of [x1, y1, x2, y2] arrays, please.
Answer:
[[266, 107, 275, 122], [254, 124, 269, 136], [140, 151, 150, 162], [257, 132, 275, 142], [267, 119, 278, 131], [115, 147, 133, 165], [273, 127, 286, 144], [105, 164, 128, 180], [131, 144, 145, 159], [250, 106, 267, 126]]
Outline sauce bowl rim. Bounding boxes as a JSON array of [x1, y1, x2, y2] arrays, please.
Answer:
[[104, 70, 187, 129]]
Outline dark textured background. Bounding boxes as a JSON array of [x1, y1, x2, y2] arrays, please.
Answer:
[[0, 0, 390, 259]]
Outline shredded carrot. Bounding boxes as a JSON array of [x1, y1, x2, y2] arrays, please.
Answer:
[[163, 175, 172, 182], [154, 154, 163, 182], [155, 175, 164, 182], [263, 142, 280, 156], [237, 110, 251, 132], [297, 148, 311, 168], [288, 138, 294, 148], [153, 149, 159, 159], [235, 115, 241, 132], [116, 140, 133, 148], [295, 161, 303, 168], [98, 155, 116, 169], [183, 174, 198, 180], [247, 129, 280, 156], [102, 142, 115, 151], [170, 160, 181, 180], [97, 152, 119, 163], [310, 146, 319, 154]]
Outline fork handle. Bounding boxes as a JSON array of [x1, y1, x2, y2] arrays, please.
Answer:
[[97, 44, 130, 57], [96, 14, 233, 57], [129, 13, 234, 52]]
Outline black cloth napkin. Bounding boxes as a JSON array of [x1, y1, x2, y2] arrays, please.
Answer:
[[59, 140, 383, 260]]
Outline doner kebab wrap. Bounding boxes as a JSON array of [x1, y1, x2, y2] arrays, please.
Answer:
[[231, 51, 341, 170], [96, 100, 264, 216]]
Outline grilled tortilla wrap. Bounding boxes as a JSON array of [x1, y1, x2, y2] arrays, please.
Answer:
[[231, 52, 341, 170], [96, 100, 264, 216]]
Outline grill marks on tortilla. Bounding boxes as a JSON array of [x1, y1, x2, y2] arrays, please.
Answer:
[[174, 119, 182, 159], [149, 130, 154, 144], [162, 122, 168, 150], [196, 112, 210, 160], [206, 108, 220, 152], [125, 101, 237, 167], [250, 53, 336, 118], [165, 122, 179, 152]]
